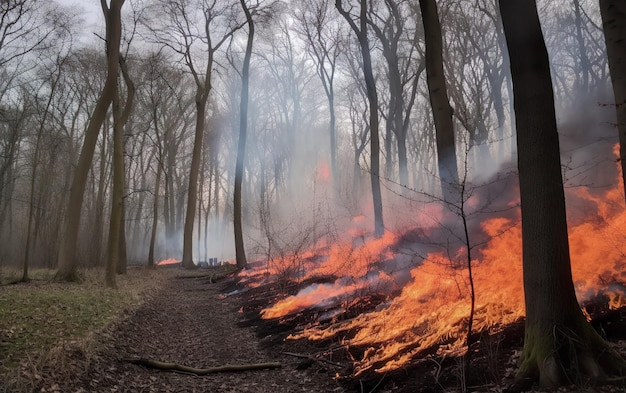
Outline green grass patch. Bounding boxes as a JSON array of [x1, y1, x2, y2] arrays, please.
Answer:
[[0, 267, 171, 377]]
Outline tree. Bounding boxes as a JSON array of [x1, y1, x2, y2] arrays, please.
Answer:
[[600, 0, 626, 202], [106, 52, 135, 287], [368, 0, 423, 187], [234, 0, 255, 270], [56, 0, 124, 281], [22, 49, 71, 282], [419, 0, 458, 202], [336, 0, 384, 237], [500, 0, 626, 389], [56, 0, 125, 281], [147, 0, 244, 269], [294, 0, 342, 191]]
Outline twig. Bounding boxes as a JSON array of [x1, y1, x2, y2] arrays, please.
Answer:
[[124, 357, 281, 375]]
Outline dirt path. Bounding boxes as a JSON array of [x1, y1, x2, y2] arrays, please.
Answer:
[[38, 274, 343, 393]]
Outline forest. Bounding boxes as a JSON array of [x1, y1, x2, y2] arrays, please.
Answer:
[[1, 0, 626, 392]]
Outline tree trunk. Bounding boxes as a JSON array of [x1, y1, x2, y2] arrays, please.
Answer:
[[181, 97, 207, 269], [600, 0, 626, 202], [56, 0, 124, 282], [500, 1, 626, 389], [419, 0, 458, 203], [106, 85, 125, 288], [106, 53, 134, 286], [234, 0, 254, 270], [148, 153, 162, 268], [117, 201, 128, 274]]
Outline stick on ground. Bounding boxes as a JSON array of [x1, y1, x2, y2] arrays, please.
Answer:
[[124, 357, 281, 375]]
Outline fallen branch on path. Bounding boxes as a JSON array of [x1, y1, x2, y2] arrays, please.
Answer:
[[124, 357, 281, 375]]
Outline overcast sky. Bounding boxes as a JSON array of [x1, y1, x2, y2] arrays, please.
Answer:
[[55, 0, 104, 45]]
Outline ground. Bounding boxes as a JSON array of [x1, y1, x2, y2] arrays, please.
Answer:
[[34, 273, 343, 393], [10, 269, 625, 393]]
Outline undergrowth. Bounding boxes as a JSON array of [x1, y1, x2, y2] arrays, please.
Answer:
[[0, 267, 171, 392]]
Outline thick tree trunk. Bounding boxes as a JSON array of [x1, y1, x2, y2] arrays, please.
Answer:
[[600, 0, 626, 202], [56, 0, 124, 282], [500, 1, 626, 389], [107, 55, 134, 286], [181, 97, 207, 269], [234, 0, 254, 270], [106, 88, 125, 287], [419, 0, 458, 203]]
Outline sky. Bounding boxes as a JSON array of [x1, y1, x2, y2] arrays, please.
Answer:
[[55, 0, 104, 43]]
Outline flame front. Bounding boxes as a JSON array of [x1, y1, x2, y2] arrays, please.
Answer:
[[244, 153, 626, 375]]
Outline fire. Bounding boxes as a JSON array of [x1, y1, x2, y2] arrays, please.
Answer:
[[316, 161, 331, 183], [293, 218, 525, 374], [156, 258, 180, 266], [244, 149, 626, 376]]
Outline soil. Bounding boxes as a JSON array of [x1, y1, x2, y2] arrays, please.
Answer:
[[34, 271, 626, 393], [36, 273, 344, 393]]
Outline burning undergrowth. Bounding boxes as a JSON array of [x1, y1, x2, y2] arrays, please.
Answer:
[[231, 153, 626, 390]]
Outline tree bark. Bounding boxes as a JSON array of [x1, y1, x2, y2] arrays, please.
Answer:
[[181, 96, 207, 268], [234, 0, 254, 270], [419, 0, 458, 203], [106, 54, 134, 287], [56, 0, 124, 282], [600, 0, 626, 202], [148, 151, 162, 268], [500, 0, 626, 389]]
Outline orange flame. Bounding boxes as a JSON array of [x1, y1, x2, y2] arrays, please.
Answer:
[[246, 146, 626, 375], [156, 258, 180, 266]]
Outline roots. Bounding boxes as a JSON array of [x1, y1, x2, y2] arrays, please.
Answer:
[[510, 323, 626, 391]]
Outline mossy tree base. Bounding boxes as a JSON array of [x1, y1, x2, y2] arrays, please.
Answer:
[[511, 320, 626, 391]]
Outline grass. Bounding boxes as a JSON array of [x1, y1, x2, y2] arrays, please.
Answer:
[[0, 267, 172, 391]]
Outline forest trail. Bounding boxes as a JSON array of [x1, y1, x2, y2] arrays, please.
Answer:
[[38, 274, 343, 393]]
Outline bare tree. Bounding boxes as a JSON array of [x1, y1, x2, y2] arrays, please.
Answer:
[[134, 53, 194, 266], [56, 0, 125, 282], [336, 0, 384, 237], [146, 0, 245, 268], [419, 0, 458, 202], [234, 0, 256, 270], [22, 48, 72, 282], [368, 0, 424, 187], [106, 52, 135, 287], [294, 0, 343, 191]]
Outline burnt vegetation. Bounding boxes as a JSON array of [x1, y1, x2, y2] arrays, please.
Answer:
[[229, 268, 626, 392]]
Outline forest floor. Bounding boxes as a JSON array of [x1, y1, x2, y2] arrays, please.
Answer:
[[9, 269, 344, 393], [2, 267, 625, 393]]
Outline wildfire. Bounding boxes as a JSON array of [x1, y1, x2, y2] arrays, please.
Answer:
[[243, 150, 626, 376]]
